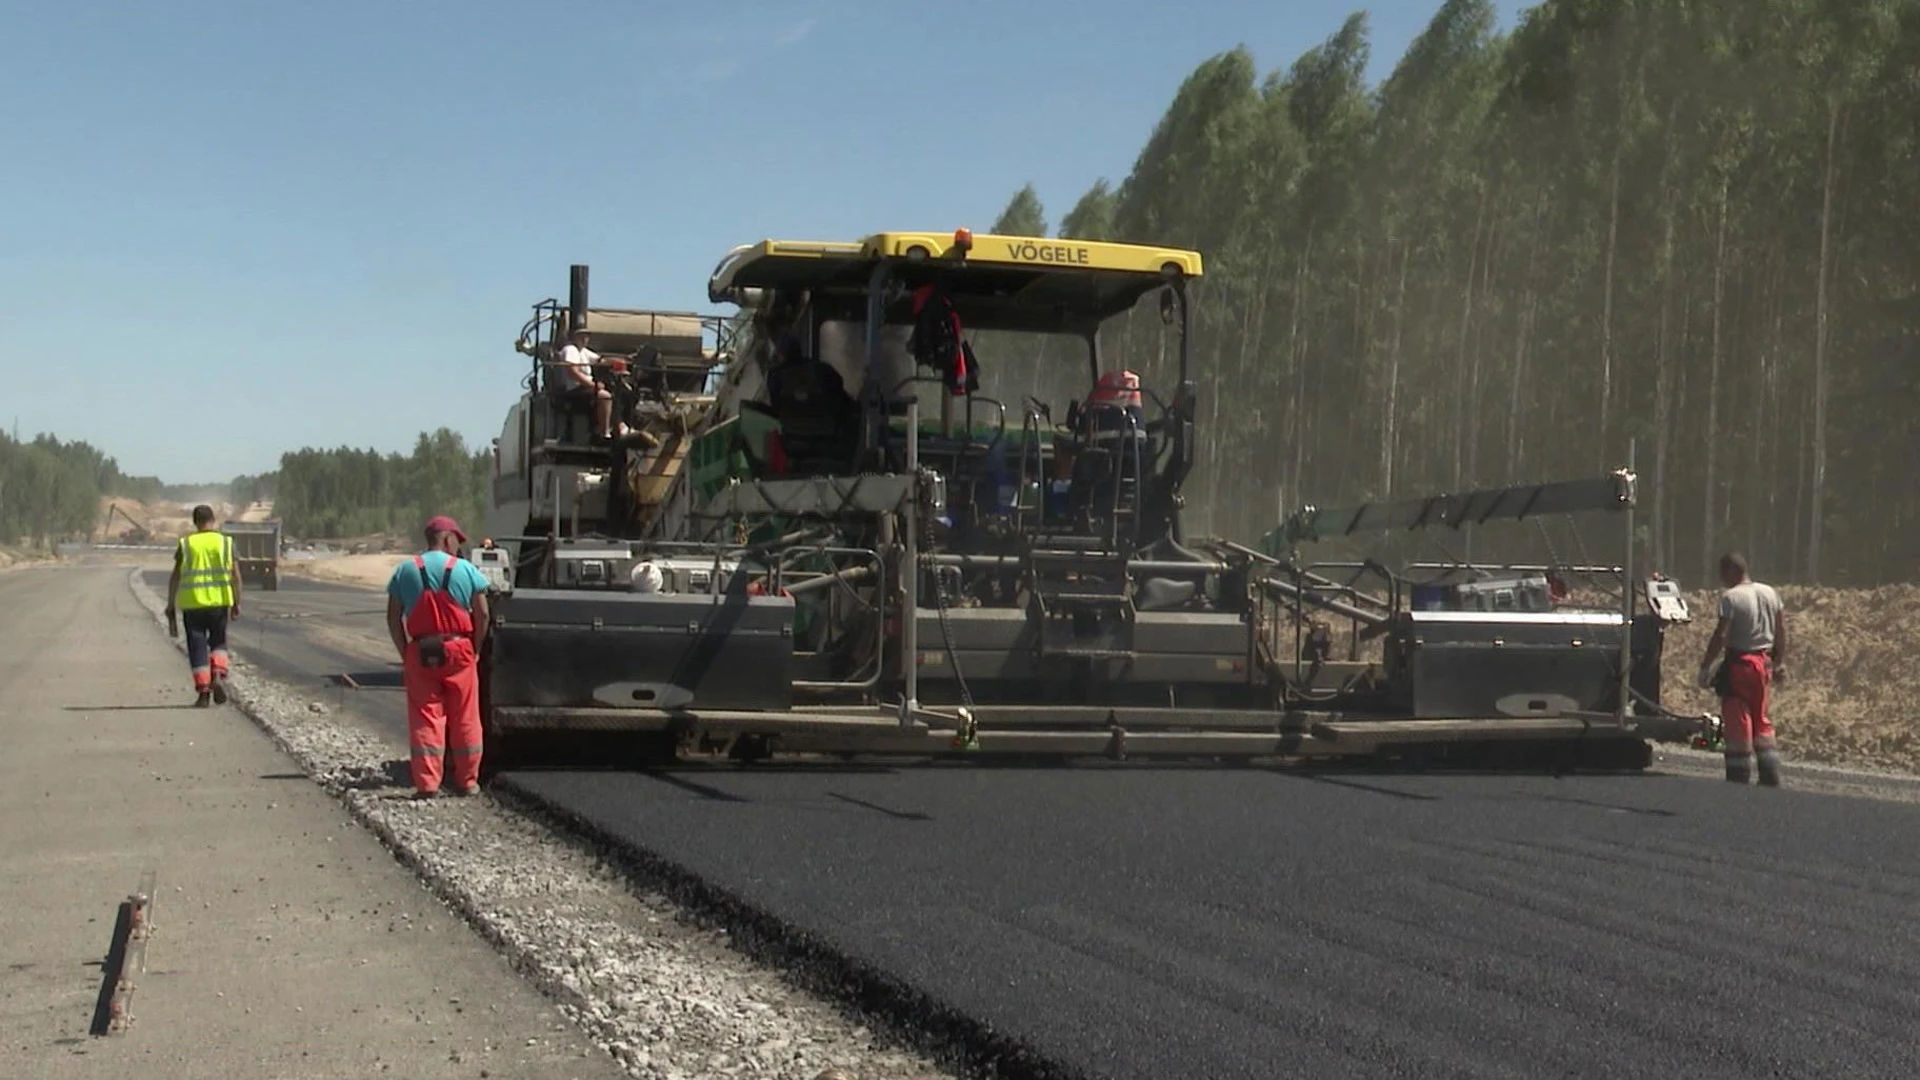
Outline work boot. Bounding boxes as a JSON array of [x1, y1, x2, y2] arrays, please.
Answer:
[[1756, 749, 1783, 788], [449, 783, 479, 797], [211, 678, 229, 705], [193, 690, 212, 709], [1723, 752, 1754, 784]]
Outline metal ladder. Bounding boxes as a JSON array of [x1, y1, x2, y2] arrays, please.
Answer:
[[1026, 535, 1135, 661]]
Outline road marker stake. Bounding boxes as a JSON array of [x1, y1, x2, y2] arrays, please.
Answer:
[[104, 869, 157, 1035]]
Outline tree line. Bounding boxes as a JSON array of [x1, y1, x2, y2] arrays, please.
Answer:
[[0, 426, 491, 549], [0, 431, 231, 548], [267, 428, 490, 540], [984, 0, 1920, 586], [0, 431, 130, 549]]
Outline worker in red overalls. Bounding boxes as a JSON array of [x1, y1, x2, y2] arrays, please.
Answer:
[[384, 515, 492, 798], [1697, 551, 1787, 787]]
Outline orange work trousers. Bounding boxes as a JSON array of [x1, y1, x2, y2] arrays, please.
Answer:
[[401, 636, 482, 793], [1719, 651, 1776, 757]]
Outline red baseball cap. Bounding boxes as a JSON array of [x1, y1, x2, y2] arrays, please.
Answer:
[[424, 515, 467, 543]]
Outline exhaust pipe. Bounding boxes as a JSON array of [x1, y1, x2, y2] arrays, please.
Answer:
[[568, 264, 590, 333]]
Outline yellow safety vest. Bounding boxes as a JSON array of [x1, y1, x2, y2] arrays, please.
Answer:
[[176, 530, 236, 610]]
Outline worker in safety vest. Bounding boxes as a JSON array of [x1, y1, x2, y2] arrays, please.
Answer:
[[164, 504, 242, 707], [385, 515, 492, 798], [1697, 551, 1787, 786]]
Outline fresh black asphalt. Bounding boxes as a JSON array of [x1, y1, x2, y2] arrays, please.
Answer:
[[166, 570, 1920, 1079], [506, 764, 1920, 1079]]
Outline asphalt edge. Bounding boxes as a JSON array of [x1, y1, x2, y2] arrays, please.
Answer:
[[124, 567, 1069, 1080], [488, 776, 1086, 1080]]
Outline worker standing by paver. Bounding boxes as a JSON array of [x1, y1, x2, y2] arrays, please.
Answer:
[[164, 504, 241, 707], [1697, 552, 1787, 787], [385, 515, 491, 798]]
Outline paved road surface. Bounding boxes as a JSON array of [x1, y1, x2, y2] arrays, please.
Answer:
[[514, 766, 1920, 1079], [142, 569, 407, 734], [201, 570, 1920, 1079], [4, 566, 624, 1078]]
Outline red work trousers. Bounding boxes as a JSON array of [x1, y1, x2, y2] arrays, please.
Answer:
[[1719, 651, 1776, 756], [401, 636, 482, 793]]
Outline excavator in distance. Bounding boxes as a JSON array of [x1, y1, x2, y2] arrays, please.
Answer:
[[101, 502, 152, 545], [474, 231, 1707, 779]]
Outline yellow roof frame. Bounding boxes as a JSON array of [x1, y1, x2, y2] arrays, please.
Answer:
[[706, 224, 1205, 330], [708, 230, 1204, 306], [863, 231, 1202, 277]]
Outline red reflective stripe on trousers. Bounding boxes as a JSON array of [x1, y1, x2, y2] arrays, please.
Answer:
[[1719, 653, 1774, 755], [401, 637, 482, 793]]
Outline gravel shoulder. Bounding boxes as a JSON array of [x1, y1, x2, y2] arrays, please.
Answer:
[[126, 567, 952, 1080]]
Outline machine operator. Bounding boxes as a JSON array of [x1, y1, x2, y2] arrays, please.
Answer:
[[554, 323, 619, 442]]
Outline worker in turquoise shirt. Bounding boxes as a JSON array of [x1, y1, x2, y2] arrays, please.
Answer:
[[385, 515, 492, 797]]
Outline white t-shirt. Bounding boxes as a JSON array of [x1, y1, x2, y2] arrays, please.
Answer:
[[555, 343, 600, 387], [1718, 581, 1781, 653]]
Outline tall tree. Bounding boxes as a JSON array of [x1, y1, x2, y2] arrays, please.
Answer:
[[1057, 181, 1117, 240], [991, 184, 1048, 237], [1023, 0, 1920, 583]]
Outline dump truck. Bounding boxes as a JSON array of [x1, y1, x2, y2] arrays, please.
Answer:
[[475, 231, 1707, 778], [220, 520, 281, 591]]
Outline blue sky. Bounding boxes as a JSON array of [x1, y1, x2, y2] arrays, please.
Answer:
[[0, 0, 1511, 483]]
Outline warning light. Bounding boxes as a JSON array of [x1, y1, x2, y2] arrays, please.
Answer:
[[953, 228, 973, 253]]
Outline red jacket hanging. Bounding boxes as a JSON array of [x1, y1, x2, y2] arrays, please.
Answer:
[[909, 284, 981, 395]]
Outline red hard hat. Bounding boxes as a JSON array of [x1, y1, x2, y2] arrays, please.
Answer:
[[424, 515, 467, 543], [1088, 370, 1142, 409]]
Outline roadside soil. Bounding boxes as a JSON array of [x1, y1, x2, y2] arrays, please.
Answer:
[[1661, 584, 1920, 774], [283, 553, 411, 589], [0, 546, 50, 572], [97, 496, 196, 542]]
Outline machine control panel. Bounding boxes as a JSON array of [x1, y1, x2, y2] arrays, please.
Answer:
[[1645, 576, 1691, 623], [472, 546, 514, 594]]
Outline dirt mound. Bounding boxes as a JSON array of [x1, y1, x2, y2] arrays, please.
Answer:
[[284, 553, 409, 589], [233, 500, 276, 523], [1265, 574, 1919, 774], [97, 496, 197, 543], [0, 547, 47, 572], [1661, 585, 1920, 774]]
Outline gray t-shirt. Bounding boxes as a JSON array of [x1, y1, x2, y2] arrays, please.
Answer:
[[1718, 581, 1781, 653]]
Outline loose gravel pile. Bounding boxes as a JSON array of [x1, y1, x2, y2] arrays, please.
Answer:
[[129, 570, 953, 1080]]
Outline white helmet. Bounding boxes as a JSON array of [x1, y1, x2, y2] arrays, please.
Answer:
[[630, 561, 664, 594]]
